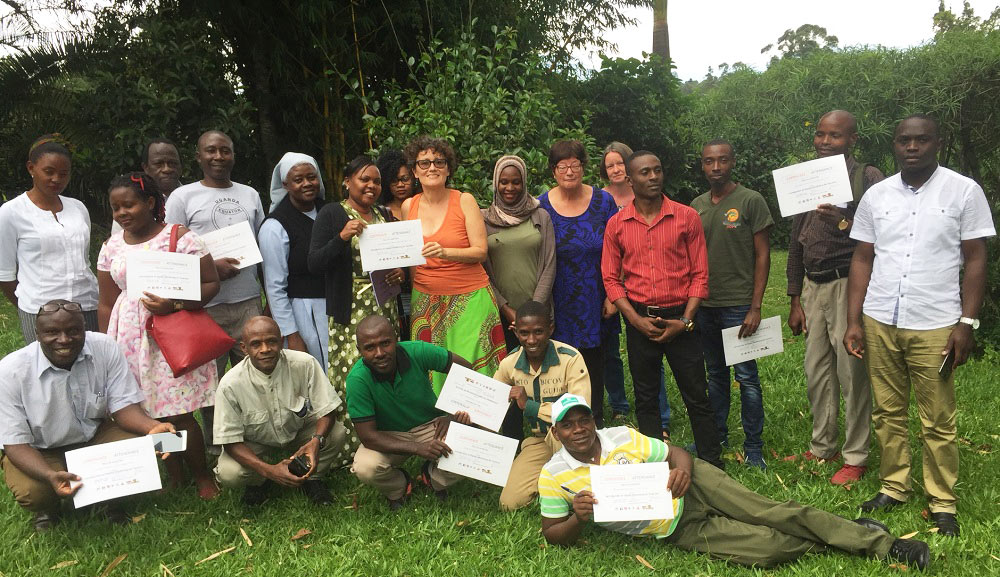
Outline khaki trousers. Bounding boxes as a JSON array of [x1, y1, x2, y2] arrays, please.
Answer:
[[203, 297, 263, 446], [351, 422, 463, 500], [863, 315, 958, 513], [665, 460, 895, 567], [499, 433, 562, 511], [215, 420, 346, 488], [1, 421, 135, 513], [801, 278, 871, 465]]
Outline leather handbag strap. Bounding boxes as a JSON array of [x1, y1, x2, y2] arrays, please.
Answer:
[[169, 223, 180, 253]]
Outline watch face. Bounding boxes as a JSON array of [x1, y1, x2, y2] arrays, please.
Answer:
[[973, 319, 980, 330], [838, 219, 849, 231]]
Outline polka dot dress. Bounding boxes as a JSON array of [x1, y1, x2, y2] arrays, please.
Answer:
[[326, 202, 399, 467]]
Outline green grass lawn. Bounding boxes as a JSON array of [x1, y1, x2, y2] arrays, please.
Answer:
[[0, 251, 998, 576]]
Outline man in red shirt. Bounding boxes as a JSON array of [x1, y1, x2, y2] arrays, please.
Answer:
[[602, 151, 723, 469]]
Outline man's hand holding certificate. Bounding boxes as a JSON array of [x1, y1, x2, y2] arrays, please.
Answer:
[[590, 462, 673, 523], [437, 422, 518, 486], [722, 315, 784, 365], [435, 365, 511, 432], [358, 220, 427, 272], [198, 220, 264, 269], [772, 155, 854, 217], [63, 436, 163, 508]]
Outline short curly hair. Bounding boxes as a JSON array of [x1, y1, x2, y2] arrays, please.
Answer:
[[404, 136, 458, 176]]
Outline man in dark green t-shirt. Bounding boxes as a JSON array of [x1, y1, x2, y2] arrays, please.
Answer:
[[347, 315, 472, 511], [690, 139, 774, 469]]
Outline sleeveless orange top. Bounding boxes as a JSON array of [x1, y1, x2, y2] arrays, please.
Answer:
[[409, 189, 490, 295]]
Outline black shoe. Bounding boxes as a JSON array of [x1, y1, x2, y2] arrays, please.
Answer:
[[421, 461, 448, 502], [241, 481, 273, 507], [387, 468, 413, 512], [302, 479, 333, 506], [930, 512, 959, 537], [99, 505, 131, 526], [860, 492, 905, 512], [31, 511, 60, 533], [887, 538, 930, 570], [855, 517, 890, 533]]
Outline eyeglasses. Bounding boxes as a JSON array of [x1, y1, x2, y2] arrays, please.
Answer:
[[415, 158, 448, 170], [554, 162, 583, 174], [396, 175, 413, 184], [38, 302, 83, 314]]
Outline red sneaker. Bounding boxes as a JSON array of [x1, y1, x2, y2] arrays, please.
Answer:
[[782, 450, 842, 463], [831, 464, 866, 485]]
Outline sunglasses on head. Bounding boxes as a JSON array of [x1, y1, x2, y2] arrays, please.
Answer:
[[38, 302, 83, 314]]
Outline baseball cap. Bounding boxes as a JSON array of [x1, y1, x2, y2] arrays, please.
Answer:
[[552, 393, 592, 424]]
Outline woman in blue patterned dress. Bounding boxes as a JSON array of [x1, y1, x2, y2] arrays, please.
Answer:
[[538, 140, 618, 427]]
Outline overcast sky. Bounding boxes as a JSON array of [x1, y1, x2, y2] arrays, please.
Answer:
[[583, 0, 998, 80]]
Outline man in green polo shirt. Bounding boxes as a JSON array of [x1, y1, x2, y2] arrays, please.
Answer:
[[538, 394, 932, 569], [494, 300, 590, 511], [347, 315, 472, 511]]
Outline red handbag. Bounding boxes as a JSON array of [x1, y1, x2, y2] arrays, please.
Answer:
[[146, 224, 235, 377]]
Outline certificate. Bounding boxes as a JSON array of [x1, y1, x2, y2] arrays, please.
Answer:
[[722, 315, 784, 365], [126, 250, 201, 301], [435, 364, 511, 432], [199, 220, 263, 268], [64, 436, 163, 508], [772, 155, 854, 217], [437, 422, 519, 486], [358, 220, 426, 272], [590, 461, 673, 523]]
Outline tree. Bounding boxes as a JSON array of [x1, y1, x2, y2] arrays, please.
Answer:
[[652, 0, 668, 62], [760, 24, 839, 65]]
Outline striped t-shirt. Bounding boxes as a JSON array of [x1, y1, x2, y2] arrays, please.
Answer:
[[538, 426, 684, 538]]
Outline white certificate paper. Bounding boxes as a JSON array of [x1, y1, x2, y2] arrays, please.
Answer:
[[722, 315, 784, 366], [435, 364, 511, 432], [358, 220, 427, 272], [437, 422, 519, 486], [199, 220, 263, 269], [772, 155, 854, 217], [64, 436, 163, 508], [126, 250, 201, 301], [590, 461, 673, 523]]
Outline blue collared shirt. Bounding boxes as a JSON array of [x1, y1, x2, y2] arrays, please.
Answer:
[[0, 332, 145, 449]]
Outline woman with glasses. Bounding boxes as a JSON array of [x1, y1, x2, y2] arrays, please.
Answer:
[[308, 155, 402, 466], [376, 149, 416, 336], [0, 135, 100, 342], [402, 136, 506, 393], [538, 140, 618, 428], [97, 172, 221, 499]]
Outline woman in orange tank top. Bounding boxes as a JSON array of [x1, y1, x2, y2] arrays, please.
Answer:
[[401, 136, 505, 394]]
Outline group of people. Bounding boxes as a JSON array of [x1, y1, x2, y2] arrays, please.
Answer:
[[0, 107, 992, 570]]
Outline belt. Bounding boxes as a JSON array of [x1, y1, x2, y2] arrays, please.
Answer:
[[629, 301, 685, 319], [805, 265, 851, 284]]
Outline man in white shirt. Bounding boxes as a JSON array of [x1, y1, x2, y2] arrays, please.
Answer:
[[165, 130, 266, 446], [844, 115, 995, 537]]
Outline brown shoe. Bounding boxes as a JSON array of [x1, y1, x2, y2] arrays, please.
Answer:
[[32, 511, 60, 532]]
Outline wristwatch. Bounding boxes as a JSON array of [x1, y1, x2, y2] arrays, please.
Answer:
[[958, 317, 980, 330], [172, 300, 184, 312], [312, 434, 326, 448], [837, 218, 850, 231], [679, 317, 695, 332]]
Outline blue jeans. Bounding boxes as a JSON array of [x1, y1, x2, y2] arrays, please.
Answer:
[[697, 305, 764, 453], [605, 341, 671, 431]]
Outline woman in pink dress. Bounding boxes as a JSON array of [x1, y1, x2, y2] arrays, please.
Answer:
[[97, 173, 221, 499]]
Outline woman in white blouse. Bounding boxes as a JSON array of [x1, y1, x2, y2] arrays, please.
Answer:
[[0, 135, 99, 342]]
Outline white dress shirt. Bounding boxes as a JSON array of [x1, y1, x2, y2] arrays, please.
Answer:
[[851, 166, 996, 330], [0, 192, 99, 312], [0, 332, 145, 449]]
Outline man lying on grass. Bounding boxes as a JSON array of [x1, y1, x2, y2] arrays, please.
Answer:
[[538, 393, 932, 570]]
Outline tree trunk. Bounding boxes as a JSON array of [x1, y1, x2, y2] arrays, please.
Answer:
[[652, 0, 669, 62]]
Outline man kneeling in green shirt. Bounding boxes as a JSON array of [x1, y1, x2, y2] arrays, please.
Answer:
[[539, 394, 932, 570], [347, 315, 472, 511]]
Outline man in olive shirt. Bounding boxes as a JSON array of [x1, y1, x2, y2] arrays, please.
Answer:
[[347, 315, 472, 511], [214, 317, 346, 506], [691, 140, 773, 470], [493, 300, 591, 511], [785, 110, 885, 485]]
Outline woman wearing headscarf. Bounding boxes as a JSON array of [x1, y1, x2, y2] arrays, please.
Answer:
[[482, 155, 556, 350], [259, 152, 328, 369]]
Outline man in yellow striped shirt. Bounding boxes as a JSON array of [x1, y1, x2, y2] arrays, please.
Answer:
[[538, 394, 931, 569]]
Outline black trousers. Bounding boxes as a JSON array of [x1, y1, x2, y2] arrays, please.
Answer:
[[625, 316, 723, 468]]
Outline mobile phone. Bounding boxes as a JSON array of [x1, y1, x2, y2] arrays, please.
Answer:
[[151, 430, 188, 453], [938, 349, 955, 378], [288, 455, 311, 477]]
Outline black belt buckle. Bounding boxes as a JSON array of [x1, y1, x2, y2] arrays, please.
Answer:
[[645, 305, 670, 318]]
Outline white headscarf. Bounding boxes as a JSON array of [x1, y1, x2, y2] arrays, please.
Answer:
[[269, 152, 325, 212]]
